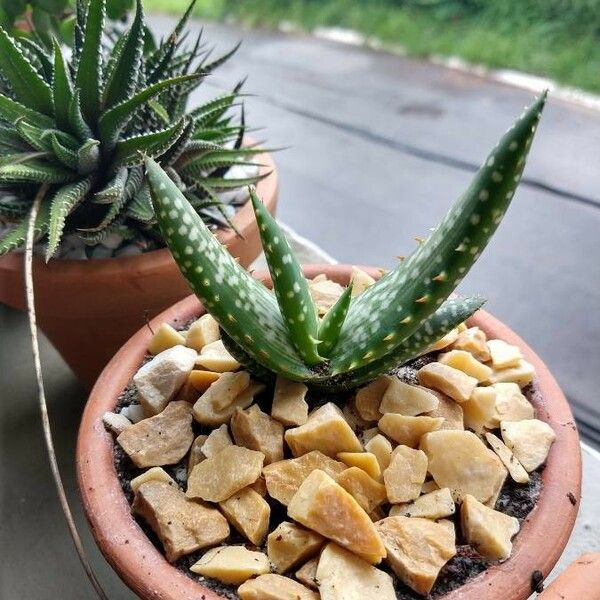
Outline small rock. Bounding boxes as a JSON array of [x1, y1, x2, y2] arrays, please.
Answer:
[[438, 350, 493, 382], [147, 323, 186, 356], [383, 445, 428, 504], [316, 542, 396, 600], [337, 451, 381, 480], [102, 411, 132, 435], [417, 362, 478, 403], [263, 450, 347, 506], [285, 402, 363, 458], [355, 376, 390, 422], [350, 266, 376, 297], [492, 383, 534, 424], [231, 404, 285, 465], [380, 379, 439, 416], [461, 387, 497, 433], [187, 434, 208, 475], [288, 469, 386, 565], [308, 275, 345, 315], [117, 401, 194, 468], [267, 521, 325, 574], [134, 345, 197, 415], [295, 557, 319, 590], [501, 419, 556, 472], [421, 328, 460, 355], [219, 487, 271, 546], [186, 445, 265, 502], [452, 326, 490, 361], [425, 389, 464, 430], [120, 403, 145, 423], [485, 432, 529, 484], [488, 359, 535, 388], [335, 467, 388, 513], [420, 430, 507, 503], [364, 434, 393, 472], [389, 487, 455, 520], [133, 480, 229, 562], [487, 339, 522, 369], [376, 516, 456, 596], [100, 232, 124, 249], [378, 413, 444, 447], [271, 376, 309, 426], [196, 339, 240, 372], [186, 314, 221, 352], [190, 546, 270, 585], [130, 467, 176, 494], [461, 494, 520, 560], [201, 424, 233, 458], [114, 244, 142, 258], [188, 369, 221, 392], [238, 573, 319, 600]]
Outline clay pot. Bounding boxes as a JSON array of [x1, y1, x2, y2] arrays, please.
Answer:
[[538, 553, 600, 599], [0, 153, 277, 388], [77, 264, 582, 600]]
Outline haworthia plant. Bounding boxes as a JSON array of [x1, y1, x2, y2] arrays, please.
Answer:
[[0, 0, 267, 259], [146, 92, 546, 392]]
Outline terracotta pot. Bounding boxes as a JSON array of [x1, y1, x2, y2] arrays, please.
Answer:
[[538, 553, 600, 599], [77, 264, 582, 600], [0, 153, 278, 388]]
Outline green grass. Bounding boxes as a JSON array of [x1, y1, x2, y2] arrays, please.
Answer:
[[144, 0, 600, 93]]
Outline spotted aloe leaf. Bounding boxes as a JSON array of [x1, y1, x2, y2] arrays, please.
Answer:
[[145, 156, 313, 379], [329, 91, 547, 375], [318, 283, 353, 357]]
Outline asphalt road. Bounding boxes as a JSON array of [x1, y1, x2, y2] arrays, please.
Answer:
[[1, 15, 599, 600]]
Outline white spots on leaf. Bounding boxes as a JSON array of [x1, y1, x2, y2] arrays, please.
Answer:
[[183, 213, 191, 225], [470, 246, 479, 255], [492, 171, 503, 183], [509, 141, 518, 151], [282, 254, 292, 264], [479, 190, 489, 202], [293, 282, 301, 293], [470, 214, 480, 225], [174, 199, 182, 209], [487, 156, 495, 167], [179, 225, 188, 235], [188, 229, 198, 241], [184, 246, 193, 255], [169, 209, 177, 219]]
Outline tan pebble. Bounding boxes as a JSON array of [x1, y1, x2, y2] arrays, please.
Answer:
[[488, 359, 535, 388], [117, 401, 194, 468], [263, 450, 347, 506], [378, 413, 444, 447], [238, 573, 319, 600], [133, 480, 229, 561], [337, 451, 381, 480], [462, 387, 497, 433], [485, 432, 529, 484], [231, 404, 284, 464], [335, 467, 388, 513], [102, 411, 132, 435], [201, 424, 232, 458], [186, 445, 265, 502], [187, 434, 208, 475], [187, 369, 220, 392], [420, 328, 460, 355], [271, 376, 309, 426], [383, 445, 428, 504], [365, 434, 393, 471], [350, 266, 376, 296], [355, 376, 390, 421], [417, 362, 478, 403], [147, 323, 186, 355], [130, 467, 176, 494], [267, 521, 325, 574], [191, 546, 270, 585], [380, 379, 439, 416], [288, 469, 386, 564], [196, 339, 240, 372], [501, 419, 556, 472], [309, 276, 344, 315], [438, 349, 493, 382], [487, 339, 522, 369], [295, 557, 319, 590], [218, 487, 271, 545], [389, 487, 455, 520], [186, 314, 220, 352], [493, 382, 534, 424], [424, 389, 464, 430], [452, 326, 490, 361]]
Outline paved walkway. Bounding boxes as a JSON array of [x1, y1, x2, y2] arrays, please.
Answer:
[[1, 15, 599, 599]]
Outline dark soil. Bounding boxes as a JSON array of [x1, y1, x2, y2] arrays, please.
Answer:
[[112, 354, 544, 600]]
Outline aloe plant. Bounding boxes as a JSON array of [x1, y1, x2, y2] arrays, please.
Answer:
[[0, 0, 266, 259], [146, 92, 546, 392]]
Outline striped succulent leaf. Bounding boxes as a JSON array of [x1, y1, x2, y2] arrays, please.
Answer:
[[0, 0, 264, 258], [147, 92, 546, 393]]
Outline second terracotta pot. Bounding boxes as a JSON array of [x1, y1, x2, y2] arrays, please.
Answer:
[[77, 264, 582, 600], [0, 153, 278, 388]]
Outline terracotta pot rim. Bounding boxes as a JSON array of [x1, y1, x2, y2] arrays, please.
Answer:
[[77, 264, 582, 600], [0, 147, 277, 276]]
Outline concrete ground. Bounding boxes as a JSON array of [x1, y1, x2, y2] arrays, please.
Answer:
[[1, 15, 599, 600]]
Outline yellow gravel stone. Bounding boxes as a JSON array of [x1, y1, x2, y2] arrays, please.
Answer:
[[488, 359, 535, 387], [148, 323, 186, 355], [376, 516, 456, 595], [267, 521, 325, 573], [188, 369, 220, 392], [201, 424, 232, 458], [417, 362, 478, 403], [196, 371, 250, 412], [316, 542, 396, 600], [462, 387, 497, 433], [271, 376, 309, 426], [193, 379, 263, 426], [355, 376, 390, 421], [420, 430, 507, 503], [187, 434, 208, 475], [186, 314, 221, 352], [487, 339, 522, 369], [196, 339, 240, 372], [285, 402, 362, 457], [421, 479, 439, 494], [309, 275, 345, 315], [295, 557, 319, 590], [452, 326, 490, 361], [335, 467, 388, 513], [485, 432, 529, 484], [337, 452, 381, 480], [187, 445, 265, 502], [287, 469, 386, 564], [238, 573, 319, 600], [133, 480, 229, 562], [425, 389, 464, 430], [342, 398, 373, 431], [421, 328, 460, 355], [378, 413, 444, 447], [218, 487, 271, 545], [364, 434, 393, 471], [190, 546, 270, 585], [389, 487, 455, 520], [380, 379, 439, 416], [350, 266, 376, 296], [231, 404, 285, 465], [438, 350, 493, 382], [461, 494, 520, 561], [492, 383, 534, 424], [263, 450, 347, 506], [130, 467, 176, 494], [383, 445, 428, 504], [500, 419, 556, 472]]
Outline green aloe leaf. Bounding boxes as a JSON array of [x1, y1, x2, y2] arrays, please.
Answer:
[[0, 94, 53, 129], [93, 167, 128, 204], [77, 138, 100, 175], [103, 0, 144, 109], [69, 90, 94, 141], [249, 188, 322, 365], [0, 27, 53, 115], [74, 0, 105, 124], [49, 134, 79, 169], [126, 181, 154, 223], [46, 177, 93, 260], [52, 40, 74, 133], [329, 92, 547, 374], [318, 284, 353, 357], [0, 201, 51, 256], [145, 155, 312, 379], [0, 161, 74, 184]]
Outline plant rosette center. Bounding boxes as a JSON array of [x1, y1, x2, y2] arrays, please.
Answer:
[[104, 296, 556, 599]]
